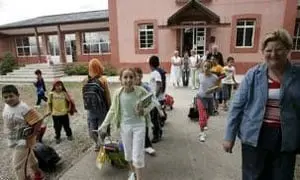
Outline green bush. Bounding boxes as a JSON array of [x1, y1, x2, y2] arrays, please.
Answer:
[[64, 64, 88, 75], [64, 63, 118, 76], [103, 64, 118, 76], [0, 52, 17, 75]]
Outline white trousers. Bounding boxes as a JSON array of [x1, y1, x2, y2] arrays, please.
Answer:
[[120, 123, 146, 168]]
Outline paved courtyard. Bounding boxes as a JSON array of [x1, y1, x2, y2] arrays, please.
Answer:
[[59, 84, 242, 180]]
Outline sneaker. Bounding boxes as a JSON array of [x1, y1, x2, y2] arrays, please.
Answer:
[[204, 126, 208, 131], [145, 147, 156, 155], [55, 139, 61, 144], [67, 136, 74, 141], [128, 172, 136, 180], [199, 132, 206, 142], [94, 144, 101, 152]]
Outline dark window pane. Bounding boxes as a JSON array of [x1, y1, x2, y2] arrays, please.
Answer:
[[16, 38, 23, 46], [66, 47, 71, 55], [294, 23, 299, 36], [23, 37, 30, 46], [147, 25, 153, 29], [17, 48, 24, 56], [246, 21, 254, 25], [55, 46, 60, 55], [236, 28, 244, 46], [140, 44, 146, 48], [293, 38, 297, 50], [83, 44, 90, 54], [245, 28, 254, 46], [90, 44, 100, 53], [101, 43, 110, 53], [24, 47, 30, 55], [237, 21, 244, 26]]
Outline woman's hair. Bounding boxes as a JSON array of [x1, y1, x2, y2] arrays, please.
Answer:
[[88, 58, 104, 78], [2, 85, 19, 96], [227, 56, 234, 62], [51, 80, 67, 92], [261, 28, 293, 51], [119, 68, 136, 79], [133, 67, 143, 76]]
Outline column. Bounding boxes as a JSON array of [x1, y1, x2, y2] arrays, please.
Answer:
[[75, 32, 82, 59], [57, 25, 66, 63], [34, 27, 42, 63]]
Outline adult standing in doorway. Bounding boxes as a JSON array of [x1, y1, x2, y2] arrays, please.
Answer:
[[207, 45, 224, 66], [189, 49, 201, 90], [182, 51, 190, 87], [170, 50, 182, 87], [223, 28, 300, 180]]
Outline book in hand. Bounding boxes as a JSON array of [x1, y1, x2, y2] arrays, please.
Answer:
[[138, 93, 153, 108]]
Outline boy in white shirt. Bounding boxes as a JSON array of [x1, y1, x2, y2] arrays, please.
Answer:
[[2, 85, 44, 180]]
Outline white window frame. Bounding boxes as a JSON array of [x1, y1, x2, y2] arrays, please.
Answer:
[[138, 24, 154, 49], [235, 20, 255, 48], [293, 22, 300, 52], [82, 31, 111, 55], [15, 36, 42, 57]]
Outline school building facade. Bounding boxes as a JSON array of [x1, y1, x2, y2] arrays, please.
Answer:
[[0, 0, 299, 74]]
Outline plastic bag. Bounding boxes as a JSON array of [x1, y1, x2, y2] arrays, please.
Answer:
[[96, 147, 109, 170]]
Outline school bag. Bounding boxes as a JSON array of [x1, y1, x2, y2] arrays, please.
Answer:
[[155, 67, 166, 94], [33, 142, 61, 172], [82, 76, 108, 115], [188, 96, 199, 121]]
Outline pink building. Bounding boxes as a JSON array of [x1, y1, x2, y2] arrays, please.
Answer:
[[108, 0, 298, 73], [0, 0, 298, 74]]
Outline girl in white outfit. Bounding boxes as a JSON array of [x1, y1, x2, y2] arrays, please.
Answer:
[[189, 50, 201, 89], [170, 50, 182, 87], [98, 68, 153, 180]]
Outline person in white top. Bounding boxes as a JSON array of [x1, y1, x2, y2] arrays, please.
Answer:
[[221, 57, 237, 110], [170, 50, 182, 87], [189, 49, 202, 89]]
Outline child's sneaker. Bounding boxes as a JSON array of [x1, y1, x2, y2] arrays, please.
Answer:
[[199, 132, 206, 142], [55, 138, 61, 144], [128, 172, 136, 180], [145, 147, 156, 155], [204, 126, 208, 131]]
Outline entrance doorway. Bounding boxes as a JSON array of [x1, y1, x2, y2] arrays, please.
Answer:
[[182, 28, 206, 57], [65, 34, 76, 62]]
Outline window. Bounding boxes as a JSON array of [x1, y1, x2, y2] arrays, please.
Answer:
[[82, 31, 110, 54], [15, 36, 42, 56], [65, 34, 76, 55], [293, 22, 300, 51], [138, 24, 154, 49], [236, 20, 255, 48], [48, 35, 60, 56]]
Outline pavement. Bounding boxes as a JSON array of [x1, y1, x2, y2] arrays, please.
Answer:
[[59, 84, 242, 180]]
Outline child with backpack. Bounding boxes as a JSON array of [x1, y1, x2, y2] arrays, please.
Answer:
[[148, 55, 166, 143], [47, 80, 75, 144], [34, 69, 48, 108], [2, 85, 45, 180], [82, 58, 111, 152], [98, 68, 154, 180], [197, 61, 219, 142]]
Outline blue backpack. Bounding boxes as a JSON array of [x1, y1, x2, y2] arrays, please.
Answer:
[[82, 77, 108, 115]]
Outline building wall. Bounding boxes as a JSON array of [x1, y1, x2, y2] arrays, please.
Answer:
[[112, 0, 295, 73]]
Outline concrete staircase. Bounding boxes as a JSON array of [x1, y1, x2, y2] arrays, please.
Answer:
[[0, 63, 65, 83]]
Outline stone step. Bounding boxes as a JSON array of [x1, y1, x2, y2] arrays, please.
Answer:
[[9, 70, 65, 75], [20, 66, 65, 71], [5, 73, 65, 78]]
